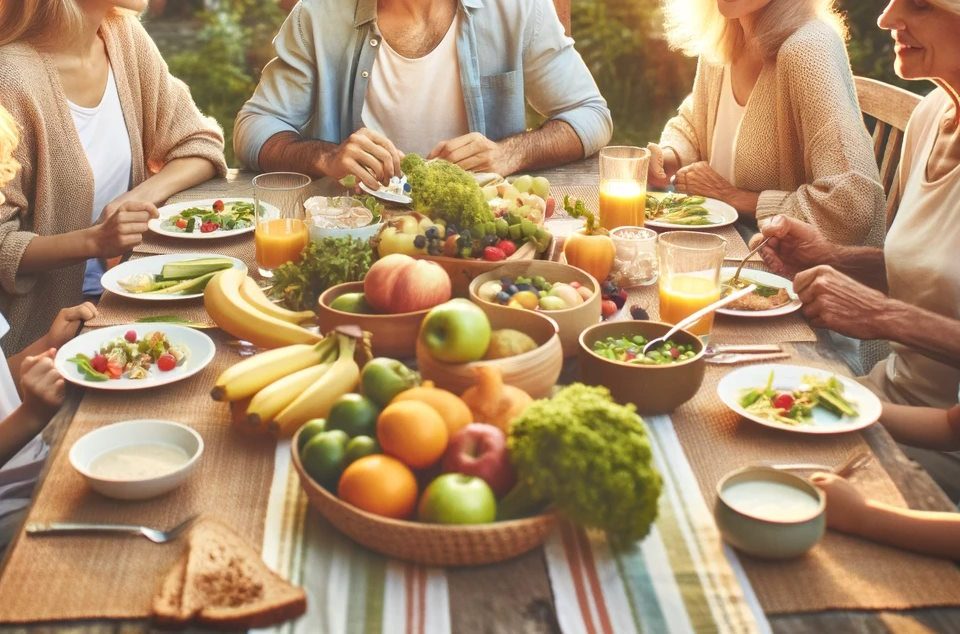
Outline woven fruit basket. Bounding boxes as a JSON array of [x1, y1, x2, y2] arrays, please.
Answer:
[[290, 435, 556, 567]]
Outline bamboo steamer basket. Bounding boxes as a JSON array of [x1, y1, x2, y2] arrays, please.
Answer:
[[291, 431, 556, 566]]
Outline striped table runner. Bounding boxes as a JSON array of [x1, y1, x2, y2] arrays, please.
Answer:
[[254, 420, 768, 634]]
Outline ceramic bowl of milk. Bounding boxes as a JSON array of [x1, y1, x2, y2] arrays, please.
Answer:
[[70, 420, 203, 500], [714, 466, 825, 559]]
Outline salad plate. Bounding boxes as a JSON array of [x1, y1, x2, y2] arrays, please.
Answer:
[[148, 198, 278, 239], [644, 192, 738, 230], [359, 178, 412, 205], [717, 364, 881, 435], [55, 324, 215, 391], [101, 253, 246, 301], [716, 267, 802, 318]]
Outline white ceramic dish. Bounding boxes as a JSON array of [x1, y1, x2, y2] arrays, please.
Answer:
[[359, 182, 412, 205], [100, 253, 246, 301], [54, 324, 215, 391], [717, 364, 882, 435], [645, 192, 738, 230], [148, 197, 278, 240], [70, 419, 203, 500], [715, 267, 802, 318]]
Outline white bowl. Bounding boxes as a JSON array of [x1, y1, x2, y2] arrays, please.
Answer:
[[69, 419, 204, 500]]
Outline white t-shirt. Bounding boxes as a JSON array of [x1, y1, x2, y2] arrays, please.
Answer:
[[709, 66, 747, 186], [884, 89, 960, 408], [68, 65, 133, 296], [361, 15, 470, 156]]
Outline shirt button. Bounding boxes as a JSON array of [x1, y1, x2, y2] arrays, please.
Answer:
[[361, 70, 370, 78], [370, 39, 378, 47]]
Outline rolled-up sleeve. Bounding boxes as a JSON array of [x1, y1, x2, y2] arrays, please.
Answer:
[[522, 0, 612, 157], [234, 4, 320, 170]]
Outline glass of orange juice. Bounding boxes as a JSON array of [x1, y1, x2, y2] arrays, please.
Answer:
[[253, 172, 311, 278], [599, 146, 650, 230], [657, 231, 726, 338]]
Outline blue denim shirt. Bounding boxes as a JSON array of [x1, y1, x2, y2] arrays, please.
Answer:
[[234, 0, 612, 170]]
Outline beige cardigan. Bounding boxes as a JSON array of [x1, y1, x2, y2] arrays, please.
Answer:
[[0, 15, 227, 353], [661, 20, 885, 247]]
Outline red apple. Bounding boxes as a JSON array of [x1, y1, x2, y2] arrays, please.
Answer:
[[363, 253, 452, 314], [441, 423, 516, 497]]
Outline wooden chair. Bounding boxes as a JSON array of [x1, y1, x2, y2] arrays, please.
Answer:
[[853, 76, 922, 374]]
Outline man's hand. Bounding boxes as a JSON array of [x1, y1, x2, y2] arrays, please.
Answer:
[[674, 161, 737, 203], [90, 201, 159, 258], [810, 472, 868, 534], [646, 143, 678, 190], [322, 128, 402, 190], [793, 265, 891, 339], [20, 349, 65, 414], [429, 133, 509, 174], [44, 302, 98, 350], [749, 215, 834, 279]]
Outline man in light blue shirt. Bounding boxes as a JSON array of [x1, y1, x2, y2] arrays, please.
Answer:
[[234, 0, 612, 189]]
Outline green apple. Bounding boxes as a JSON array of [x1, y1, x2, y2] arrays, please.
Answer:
[[360, 357, 421, 407], [330, 292, 373, 314], [419, 299, 491, 363], [417, 474, 497, 524]]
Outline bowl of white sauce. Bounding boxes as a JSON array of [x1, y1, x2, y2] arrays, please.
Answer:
[[69, 420, 203, 500], [714, 466, 825, 559]]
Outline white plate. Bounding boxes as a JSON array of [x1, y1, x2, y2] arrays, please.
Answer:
[[716, 267, 802, 318], [359, 182, 412, 205], [717, 364, 881, 435], [55, 324, 215, 391], [148, 198, 277, 239], [100, 253, 246, 301], [644, 192, 738, 230]]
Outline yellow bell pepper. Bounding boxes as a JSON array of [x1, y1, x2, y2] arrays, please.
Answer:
[[563, 230, 615, 283]]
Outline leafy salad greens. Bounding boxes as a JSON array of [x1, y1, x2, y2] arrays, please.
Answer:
[[738, 371, 858, 426]]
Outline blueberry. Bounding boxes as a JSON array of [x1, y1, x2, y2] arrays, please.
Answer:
[[496, 291, 511, 303], [500, 276, 514, 287], [507, 284, 520, 295], [425, 226, 439, 239], [413, 235, 427, 249], [516, 283, 533, 292]]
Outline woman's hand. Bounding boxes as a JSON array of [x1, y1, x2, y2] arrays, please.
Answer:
[[810, 472, 868, 534], [674, 161, 737, 202], [749, 215, 835, 278], [793, 265, 892, 339], [20, 349, 65, 414], [646, 143, 678, 190], [90, 201, 160, 258], [43, 302, 98, 350]]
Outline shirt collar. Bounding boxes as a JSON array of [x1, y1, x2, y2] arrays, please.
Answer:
[[354, 0, 483, 27]]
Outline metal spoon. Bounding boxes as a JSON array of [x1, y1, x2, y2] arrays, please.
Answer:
[[641, 284, 757, 355], [723, 236, 772, 294]]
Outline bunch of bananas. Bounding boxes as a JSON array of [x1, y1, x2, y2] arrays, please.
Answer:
[[204, 268, 320, 349], [212, 328, 362, 436]]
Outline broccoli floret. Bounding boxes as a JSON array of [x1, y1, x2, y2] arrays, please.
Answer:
[[504, 383, 662, 544], [401, 153, 493, 231]]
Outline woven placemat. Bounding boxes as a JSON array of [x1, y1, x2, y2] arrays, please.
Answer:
[[551, 184, 757, 261], [86, 291, 216, 329], [0, 332, 276, 623], [671, 346, 960, 613], [134, 232, 258, 273]]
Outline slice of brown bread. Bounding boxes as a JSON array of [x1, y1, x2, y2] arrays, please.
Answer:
[[152, 518, 306, 629], [152, 552, 190, 625]]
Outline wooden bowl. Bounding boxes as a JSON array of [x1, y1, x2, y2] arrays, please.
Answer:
[[416, 236, 555, 296], [468, 260, 601, 358], [291, 432, 556, 566], [317, 282, 428, 358], [416, 305, 563, 398], [578, 320, 706, 413]]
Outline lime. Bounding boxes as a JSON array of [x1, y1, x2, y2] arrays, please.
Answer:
[[327, 393, 380, 438], [344, 435, 380, 465], [300, 430, 349, 488], [296, 418, 327, 452]]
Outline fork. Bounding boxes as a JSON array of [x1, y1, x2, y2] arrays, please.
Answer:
[[724, 236, 772, 293], [26, 514, 199, 544], [766, 451, 873, 478]]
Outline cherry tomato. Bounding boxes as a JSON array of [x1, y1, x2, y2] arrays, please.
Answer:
[[670, 347, 680, 359], [157, 353, 177, 372], [124, 330, 137, 343], [496, 240, 517, 257], [483, 246, 506, 262], [600, 299, 617, 318], [772, 393, 795, 411], [200, 221, 219, 233], [91, 354, 108, 373], [175, 218, 188, 229], [212, 199, 225, 212]]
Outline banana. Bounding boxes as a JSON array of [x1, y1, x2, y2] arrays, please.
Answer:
[[271, 333, 360, 436], [238, 276, 316, 324], [204, 269, 323, 349], [246, 359, 336, 427], [210, 337, 335, 402]]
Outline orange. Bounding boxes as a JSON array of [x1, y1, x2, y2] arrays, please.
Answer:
[[390, 381, 473, 437], [338, 455, 418, 519], [376, 400, 449, 469]]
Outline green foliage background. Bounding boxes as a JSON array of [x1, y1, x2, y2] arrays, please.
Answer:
[[147, 0, 928, 167]]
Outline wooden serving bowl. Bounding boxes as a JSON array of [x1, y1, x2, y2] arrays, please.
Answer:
[[578, 320, 706, 413], [291, 431, 556, 566], [468, 260, 601, 358], [416, 305, 563, 398], [317, 282, 428, 358], [416, 236, 555, 296]]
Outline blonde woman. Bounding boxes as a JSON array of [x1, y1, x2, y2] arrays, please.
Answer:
[[0, 0, 227, 353], [648, 0, 885, 246]]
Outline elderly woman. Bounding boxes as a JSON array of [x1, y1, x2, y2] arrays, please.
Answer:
[[647, 0, 885, 246], [0, 0, 227, 353]]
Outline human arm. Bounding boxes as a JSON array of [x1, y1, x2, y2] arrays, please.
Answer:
[[0, 350, 63, 465], [674, 161, 761, 215], [811, 472, 960, 560], [878, 401, 960, 451], [6, 302, 97, 385], [658, 57, 711, 173]]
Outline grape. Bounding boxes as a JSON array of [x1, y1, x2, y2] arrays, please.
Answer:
[[413, 235, 427, 249], [500, 276, 513, 286], [512, 175, 533, 194], [531, 176, 550, 198], [425, 226, 439, 239]]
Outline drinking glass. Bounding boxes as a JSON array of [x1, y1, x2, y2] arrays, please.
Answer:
[[610, 226, 658, 287], [657, 231, 726, 338], [599, 146, 650, 230], [253, 172, 311, 278]]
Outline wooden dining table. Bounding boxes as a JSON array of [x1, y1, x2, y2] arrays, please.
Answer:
[[1, 157, 959, 633]]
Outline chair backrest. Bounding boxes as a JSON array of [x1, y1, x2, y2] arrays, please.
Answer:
[[853, 76, 922, 228], [553, 0, 571, 35]]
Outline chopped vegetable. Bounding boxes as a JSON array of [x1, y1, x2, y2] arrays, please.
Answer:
[[645, 193, 712, 225], [268, 237, 373, 311], [738, 371, 858, 425], [69, 331, 188, 382], [401, 154, 493, 231], [68, 354, 109, 382], [592, 335, 697, 364]]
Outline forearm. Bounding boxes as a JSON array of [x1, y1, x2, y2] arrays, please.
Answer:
[[880, 300, 960, 369], [828, 245, 887, 290], [258, 132, 338, 178], [120, 157, 217, 206], [0, 405, 49, 465], [498, 120, 583, 176], [17, 231, 95, 274], [845, 501, 960, 560], [880, 402, 960, 451]]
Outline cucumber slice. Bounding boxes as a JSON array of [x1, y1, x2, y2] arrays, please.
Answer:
[[160, 257, 234, 281], [145, 270, 218, 295]]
